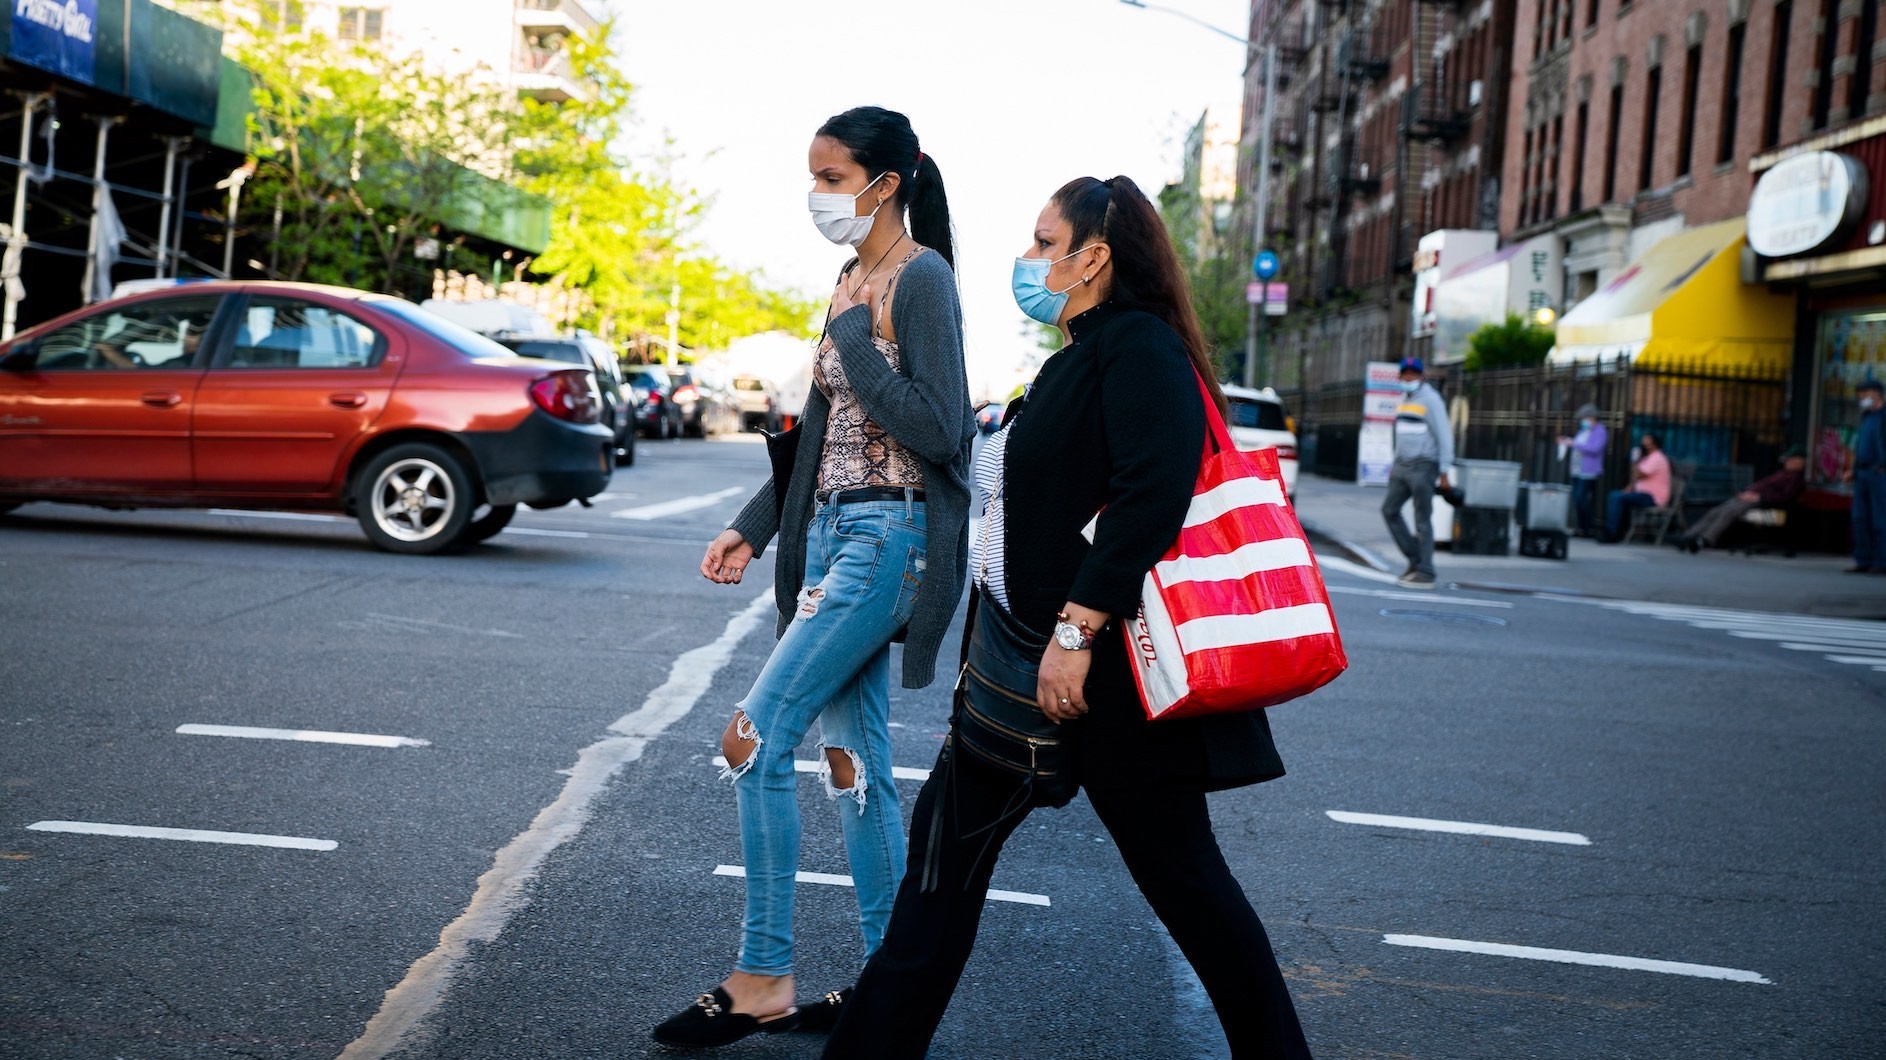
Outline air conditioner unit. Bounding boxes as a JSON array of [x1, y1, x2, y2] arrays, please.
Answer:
[[1468, 79, 1483, 107]]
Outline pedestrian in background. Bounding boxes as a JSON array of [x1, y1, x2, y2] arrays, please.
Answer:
[[823, 175, 1311, 1060], [653, 105, 974, 1048], [1382, 356, 1453, 589], [1601, 432, 1671, 543], [1559, 402, 1607, 537], [1845, 379, 1885, 574], [1677, 446, 1806, 552]]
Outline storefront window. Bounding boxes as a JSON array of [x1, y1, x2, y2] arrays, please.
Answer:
[[1810, 309, 1886, 484]]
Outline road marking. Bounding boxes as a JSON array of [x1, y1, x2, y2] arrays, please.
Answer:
[[207, 509, 344, 522], [338, 590, 775, 1060], [337, 613, 525, 639], [177, 724, 430, 749], [26, 821, 337, 851], [1382, 934, 1771, 984], [1313, 555, 1400, 584], [1561, 599, 1886, 673], [711, 755, 931, 782], [503, 527, 591, 539], [612, 486, 745, 520], [1328, 586, 1514, 608], [712, 864, 1049, 907], [1327, 811, 1590, 845]]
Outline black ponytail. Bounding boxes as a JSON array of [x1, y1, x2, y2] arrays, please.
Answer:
[[816, 106, 956, 271]]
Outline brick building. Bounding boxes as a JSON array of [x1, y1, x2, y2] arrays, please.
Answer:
[[1241, 0, 1516, 390]]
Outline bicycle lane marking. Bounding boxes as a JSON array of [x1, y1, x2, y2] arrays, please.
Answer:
[[336, 590, 775, 1060]]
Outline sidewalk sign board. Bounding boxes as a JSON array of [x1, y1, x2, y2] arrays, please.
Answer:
[[1358, 360, 1402, 486]]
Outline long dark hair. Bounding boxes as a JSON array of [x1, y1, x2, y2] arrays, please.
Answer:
[[816, 106, 955, 271], [1051, 175, 1226, 419]]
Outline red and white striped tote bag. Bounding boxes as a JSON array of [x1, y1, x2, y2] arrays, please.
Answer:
[[1123, 374, 1347, 721]]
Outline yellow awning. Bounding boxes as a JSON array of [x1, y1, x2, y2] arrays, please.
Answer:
[[1551, 218, 1795, 370]]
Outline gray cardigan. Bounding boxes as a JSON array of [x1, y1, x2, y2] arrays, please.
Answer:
[[727, 249, 973, 688]]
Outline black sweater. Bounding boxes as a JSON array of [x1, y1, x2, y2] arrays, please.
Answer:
[[999, 301, 1284, 792]]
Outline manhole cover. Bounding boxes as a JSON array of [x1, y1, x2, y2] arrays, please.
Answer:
[[1378, 608, 1509, 627]]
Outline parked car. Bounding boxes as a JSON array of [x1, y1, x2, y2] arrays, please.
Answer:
[[659, 365, 735, 438], [1221, 383, 1300, 499], [627, 367, 685, 439], [0, 281, 614, 554], [732, 373, 784, 433], [975, 401, 1006, 435], [492, 333, 635, 466]]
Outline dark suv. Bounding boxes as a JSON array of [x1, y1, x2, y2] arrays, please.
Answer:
[[494, 334, 635, 466]]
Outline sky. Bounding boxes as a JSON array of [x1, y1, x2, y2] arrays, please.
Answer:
[[615, 0, 1250, 400]]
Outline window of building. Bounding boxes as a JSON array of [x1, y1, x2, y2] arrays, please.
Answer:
[[1587, 0, 1599, 30], [1852, 0, 1880, 120], [338, 6, 384, 43], [260, 0, 303, 32], [1551, 113, 1565, 216], [1571, 99, 1589, 212], [1762, 1, 1792, 150], [1604, 81, 1623, 201], [1641, 63, 1662, 191], [1535, 0, 1546, 58], [1814, 0, 1839, 130], [1678, 44, 1701, 177], [1718, 21, 1746, 166]]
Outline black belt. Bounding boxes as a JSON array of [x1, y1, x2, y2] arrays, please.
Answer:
[[817, 485, 925, 505]]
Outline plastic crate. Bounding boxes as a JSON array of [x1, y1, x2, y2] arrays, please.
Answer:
[[1453, 506, 1511, 556], [1518, 483, 1571, 531]]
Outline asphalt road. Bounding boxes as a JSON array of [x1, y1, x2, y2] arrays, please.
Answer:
[[2, 434, 1881, 1059]]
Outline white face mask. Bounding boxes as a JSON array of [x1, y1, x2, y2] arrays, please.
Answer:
[[1863, 395, 1882, 412], [808, 171, 888, 247]]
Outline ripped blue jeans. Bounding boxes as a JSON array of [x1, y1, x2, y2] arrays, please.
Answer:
[[726, 496, 926, 976]]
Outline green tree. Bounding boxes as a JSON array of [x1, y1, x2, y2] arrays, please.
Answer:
[[1465, 313, 1557, 370]]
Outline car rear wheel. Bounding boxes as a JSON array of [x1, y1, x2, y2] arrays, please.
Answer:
[[354, 443, 474, 555], [459, 503, 518, 545], [616, 430, 636, 466]]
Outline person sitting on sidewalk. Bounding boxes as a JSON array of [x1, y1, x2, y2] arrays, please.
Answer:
[[1601, 433, 1670, 543], [1675, 446, 1806, 553]]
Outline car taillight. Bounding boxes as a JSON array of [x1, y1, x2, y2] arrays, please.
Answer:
[[673, 384, 697, 401], [530, 371, 601, 424], [1277, 445, 1299, 460]]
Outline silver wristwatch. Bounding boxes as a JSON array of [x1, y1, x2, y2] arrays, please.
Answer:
[[1053, 620, 1093, 651]]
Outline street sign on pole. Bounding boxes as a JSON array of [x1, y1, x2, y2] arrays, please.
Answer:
[[1252, 249, 1280, 281]]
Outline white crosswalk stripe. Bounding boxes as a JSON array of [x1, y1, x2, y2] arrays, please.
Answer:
[[1574, 600, 1886, 672]]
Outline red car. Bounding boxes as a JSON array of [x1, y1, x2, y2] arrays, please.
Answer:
[[0, 282, 613, 554]]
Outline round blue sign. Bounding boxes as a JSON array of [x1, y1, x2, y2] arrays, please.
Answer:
[[1252, 249, 1280, 281]]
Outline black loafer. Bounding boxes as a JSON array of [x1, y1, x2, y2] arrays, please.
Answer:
[[794, 985, 853, 1033], [651, 986, 801, 1047]]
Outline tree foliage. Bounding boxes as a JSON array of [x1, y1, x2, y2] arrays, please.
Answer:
[[222, 1, 815, 348], [1465, 313, 1557, 370]]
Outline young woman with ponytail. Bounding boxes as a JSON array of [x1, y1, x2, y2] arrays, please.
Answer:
[[653, 106, 973, 1048], [822, 176, 1312, 1060]]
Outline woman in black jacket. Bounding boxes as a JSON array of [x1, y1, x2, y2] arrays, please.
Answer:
[[823, 176, 1311, 1059]]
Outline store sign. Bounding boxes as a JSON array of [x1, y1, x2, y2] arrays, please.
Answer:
[[10, 0, 99, 85], [1747, 151, 1869, 258]]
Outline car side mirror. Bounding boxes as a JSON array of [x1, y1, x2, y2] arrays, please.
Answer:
[[0, 341, 38, 370]]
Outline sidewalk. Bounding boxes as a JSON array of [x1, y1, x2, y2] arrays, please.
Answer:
[[1293, 473, 1886, 620]]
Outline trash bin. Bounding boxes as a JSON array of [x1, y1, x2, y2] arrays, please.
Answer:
[[1516, 482, 1570, 560], [1451, 459, 1522, 508]]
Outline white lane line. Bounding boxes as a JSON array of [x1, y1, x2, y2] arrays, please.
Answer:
[[338, 590, 775, 1060], [26, 821, 336, 851], [1725, 630, 1886, 649], [207, 509, 344, 522], [712, 864, 1049, 907], [1328, 586, 1514, 608], [503, 527, 591, 539], [177, 724, 430, 749], [1382, 934, 1771, 984], [711, 755, 931, 782], [1328, 811, 1590, 846], [1815, 652, 1886, 665], [1312, 555, 1399, 584], [612, 486, 745, 521]]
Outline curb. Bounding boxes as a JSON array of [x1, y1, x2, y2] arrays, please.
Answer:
[[1300, 517, 1396, 574]]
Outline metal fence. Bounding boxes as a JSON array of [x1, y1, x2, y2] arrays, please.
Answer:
[[1278, 356, 1793, 489]]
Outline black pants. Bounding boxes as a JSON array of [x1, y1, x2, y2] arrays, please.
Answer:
[[823, 748, 1312, 1060]]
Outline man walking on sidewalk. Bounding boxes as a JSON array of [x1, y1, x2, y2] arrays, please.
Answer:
[[1846, 379, 1886, 574], [1382, 357, 1453, 589]]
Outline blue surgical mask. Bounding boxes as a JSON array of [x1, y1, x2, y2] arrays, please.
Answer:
[[1400, 379, 1420, 394], [1011, 246, 1097, 326]]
